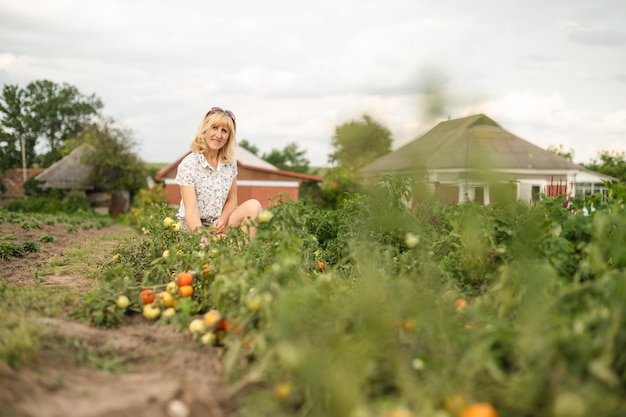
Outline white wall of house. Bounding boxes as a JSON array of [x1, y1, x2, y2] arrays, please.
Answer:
[[459, 182, 490, 205], [418, 168, 614, 206], [572, 171, 612, 198], [518, 180, 546, 205]]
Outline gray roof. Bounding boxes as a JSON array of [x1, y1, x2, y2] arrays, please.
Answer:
[[35, 144, 94, 190], [235, 145, 278, 170], [361, 114, 585, 175]]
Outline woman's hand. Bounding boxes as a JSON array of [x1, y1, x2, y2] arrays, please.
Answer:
[[212, 217, 227, 235], [200, 230, 227, 248]]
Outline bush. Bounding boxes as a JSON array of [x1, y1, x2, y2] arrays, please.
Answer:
[[39, 234, 55, 243], [62, 191, 91, 212], [0, 240, 39, 260], [4, 191, 90, 214]]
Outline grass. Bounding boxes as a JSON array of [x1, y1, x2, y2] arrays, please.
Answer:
[[0, 226, 136, 370], [0, 283, 82, 368], [36, 229, 135, 279], [46, 335, 136, 374]]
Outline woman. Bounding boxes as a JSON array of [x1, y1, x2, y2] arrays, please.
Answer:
[[175, 107, 262, 243]]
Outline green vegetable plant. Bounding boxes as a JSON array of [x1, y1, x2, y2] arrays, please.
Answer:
[[87, 176, 626, 417]]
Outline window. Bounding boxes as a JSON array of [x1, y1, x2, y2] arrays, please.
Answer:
[[531, 185, 541, 202], [474, 186, 484, 204]]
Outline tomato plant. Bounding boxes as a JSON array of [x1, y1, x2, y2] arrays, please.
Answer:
[[94, 180, 626, 417]]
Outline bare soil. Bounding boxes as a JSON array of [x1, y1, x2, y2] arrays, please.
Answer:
[[0, 221, 236, 417]]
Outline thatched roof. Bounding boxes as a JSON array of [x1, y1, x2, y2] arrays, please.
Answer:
[[361, 114, 586, 175], [35, 144, 94, 190]]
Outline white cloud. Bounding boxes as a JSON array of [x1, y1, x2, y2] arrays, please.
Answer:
[[475, 91, 567, 125], [0, 53, 16, 69], [1, 0, 625, 168], [461, 90, 626, 164]]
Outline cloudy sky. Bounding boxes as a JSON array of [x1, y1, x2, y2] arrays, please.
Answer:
[[1, 0, 625, 167]]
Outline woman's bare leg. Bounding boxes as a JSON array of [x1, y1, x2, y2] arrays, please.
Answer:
[[228, 199, 263, 239]]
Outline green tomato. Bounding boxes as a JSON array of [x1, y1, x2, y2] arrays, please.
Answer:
[[116, 295, 130, 310], [404, 232, 420, 248], [258, 209, 274, 223], [246, 294, 262, 311], [189, 318, 206, 335], [162, 307, 176, 319], [142, 305, 161, 320], [201, 332, 216, 346], [166, 281, 178, 295]]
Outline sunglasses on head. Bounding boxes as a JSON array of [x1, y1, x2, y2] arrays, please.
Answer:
[[208, 107, 236, 122]]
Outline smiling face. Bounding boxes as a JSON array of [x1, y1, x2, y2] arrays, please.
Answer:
[[204, 122, 231, 152], [190, 109, 238, 162]]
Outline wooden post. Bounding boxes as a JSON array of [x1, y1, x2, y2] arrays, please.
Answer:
[[21, 134, 27, 183]]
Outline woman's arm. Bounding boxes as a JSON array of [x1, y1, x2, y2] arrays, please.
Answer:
[[181, 185, 203, 232], [214, 177, 238, 234]]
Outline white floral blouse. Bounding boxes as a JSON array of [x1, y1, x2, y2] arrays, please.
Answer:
[[175, 152, 237, 227]]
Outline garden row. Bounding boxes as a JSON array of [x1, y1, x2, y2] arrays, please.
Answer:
[[0, 210, 113, 260], [88, 180, 626, 417]]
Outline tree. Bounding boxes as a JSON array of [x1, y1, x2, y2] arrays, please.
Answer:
[[240, 139, 311, 173], [323, 115, 392, 208], [583, 150, 626, 183], [0, 84, 36, 172], [329, 114, 392, 169], [262, 142, 310, 173], [0, 79, 102, 169], [80, 118, 147, 196], [547, 144, 574, 161], [239, 139, 260, 155]]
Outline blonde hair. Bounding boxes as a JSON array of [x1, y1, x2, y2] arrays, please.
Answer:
[[190, 109, 237, 163]]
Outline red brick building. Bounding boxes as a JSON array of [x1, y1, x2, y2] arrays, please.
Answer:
[[155, 146, 324, 208], [0, 168, 45, 199]]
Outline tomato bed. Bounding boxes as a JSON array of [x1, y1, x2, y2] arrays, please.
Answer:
[[80, 184, 626, 416]]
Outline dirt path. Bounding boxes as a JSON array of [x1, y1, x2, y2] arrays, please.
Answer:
[[0, 221, 236, 417]]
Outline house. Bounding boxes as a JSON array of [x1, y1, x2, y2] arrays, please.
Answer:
[[35, 144, 94, 191], [360, 114, 617, 205], [34, 144, 129, 216], [155, 146, 324, 208]]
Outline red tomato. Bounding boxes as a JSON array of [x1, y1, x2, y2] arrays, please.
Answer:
[[140, 289, 155, 304], [176, 272, 193, 287]]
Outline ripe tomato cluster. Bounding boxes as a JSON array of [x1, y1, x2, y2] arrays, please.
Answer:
[[188, 308, 229, 346], [113, 266, 236, 348], [176, 272, 194, 298], [126, 271, 196, 321]]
